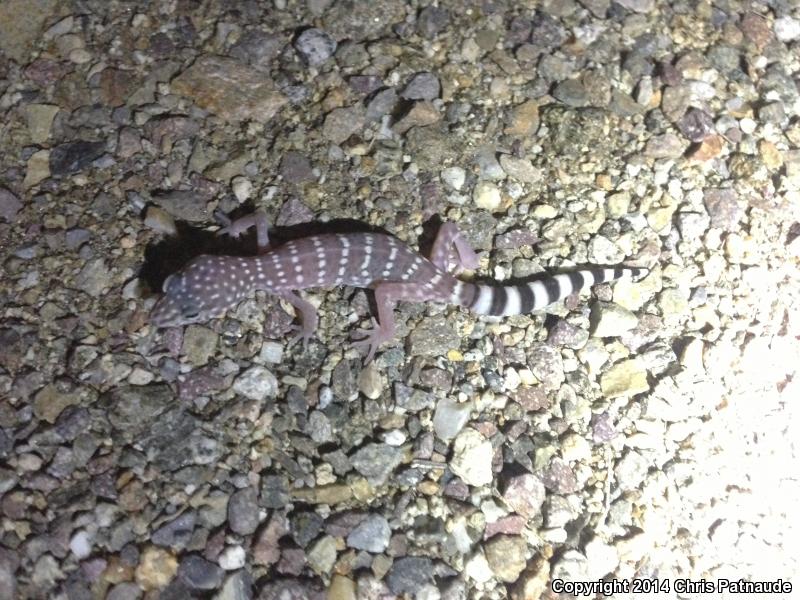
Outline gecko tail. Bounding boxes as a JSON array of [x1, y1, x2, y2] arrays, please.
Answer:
[[455, 266, 648, 316]]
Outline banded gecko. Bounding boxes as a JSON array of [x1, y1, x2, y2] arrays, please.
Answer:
[[150, 212, 648, 362]]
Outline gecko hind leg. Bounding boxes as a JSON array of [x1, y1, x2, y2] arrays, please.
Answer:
[[429, 221, 480, 273], [351, 282, 425, 363], [278, 291, 318, 348]]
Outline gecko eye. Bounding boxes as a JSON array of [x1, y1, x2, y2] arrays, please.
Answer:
[[181, 306, 200, 319]]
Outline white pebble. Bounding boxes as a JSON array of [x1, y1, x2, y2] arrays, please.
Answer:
[[69, 48, 92, 64], [441, 166, 466, 191], [382, 429, 407, 446], [503, 367, 521, 391], [450, 428, 493, 485], [473, 181, 501, 211], [232, 176, 253, 202], [259, 341, 283, 364], [775, 16, 800, 41], [739, 117, 756, 135], [318, 385, 333, 409], [70, 530, 92, 559], [218, 545, 246, 570], [128, 367, 154, 385], [464, 551, 494, 583]]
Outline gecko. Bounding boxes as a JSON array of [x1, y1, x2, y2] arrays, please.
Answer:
[[149, 211, 648, 362]]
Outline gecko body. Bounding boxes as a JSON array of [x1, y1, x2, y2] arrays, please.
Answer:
[[150, 214, 648, 361]]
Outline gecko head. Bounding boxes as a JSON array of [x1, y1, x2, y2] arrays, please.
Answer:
[[149, 255, 243, 328]]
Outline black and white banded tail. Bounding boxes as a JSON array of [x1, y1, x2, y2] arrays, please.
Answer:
[[455, 266, 648, 316]]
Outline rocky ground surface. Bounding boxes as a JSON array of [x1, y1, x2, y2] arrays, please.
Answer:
[[2, 0, 800, 598]]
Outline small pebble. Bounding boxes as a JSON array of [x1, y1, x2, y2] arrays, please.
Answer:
[[232, 176, 253, 201], [294, 28, 337, 66], [218, 545, 246, 570], [441, 166, 466, 191], [472, 181, 502, 211]]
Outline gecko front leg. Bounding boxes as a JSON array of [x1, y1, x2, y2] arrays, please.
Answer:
[[216, 210, 272, 253]]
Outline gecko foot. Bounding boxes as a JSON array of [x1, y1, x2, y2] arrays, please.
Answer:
[[288, 323, 314, 350], [351, 318, 389, 364]]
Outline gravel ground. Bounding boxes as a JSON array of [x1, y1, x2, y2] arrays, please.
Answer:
[[1, 1, 800, 599]]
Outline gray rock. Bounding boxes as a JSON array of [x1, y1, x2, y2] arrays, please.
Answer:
[[54, 406, 89, 441], [228, 487, 260, 535], [551, 549, 589, 583], [232, 366, 279, 401], [366, 87, 398, 121], [703, 188, 742, 231], [401, 72, 440, 100], [644, 132, 688, 158], [306, 410, 333, 443], [417, 6, 449, 39], [65, 228, 91, 249], [178, 554, 224, 590], [614, 450, 650, 491], [394, 382, 435, 412], [322, 105, 365, 144], [276, 197, 314, 227], [530, 13, 567, 48], [280, 151, 314, 184], [0, 188, 22, 222], [150, 189, 210, 223], [432, 397, 472, 441], [217, 570, 253, 600], [759, 101, 786, 125], [544, 494, 579, 528], [553, 79, 591, 108], [306, 535, 336, 575], [230, 31, 285, 70], [707, 45, 741, 75], [348, 74, 382, 95], [331, 358, 360, 401], [526, 343, 564, 390], [0, 549, 18, 599], [291, 511, 324, 548], [614, 0, 655, 12], [106, 582, 142, 600], [102, 384, 173, 435], [49, 140, 105, 176], [74, 259, 111, 297], [152, 511, 197, 550], [548, 320, 589, 349], [590, 303, 638, 338], [677, 108, 714, 142], [407, 316, 462, 357], [256, 578, 324, 599], [350, 443, 403, 486], [386, 557, 434, 595], [260, 475, 290, 509], [294, 28, 337, 67], [346, 514, 391, 552]]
